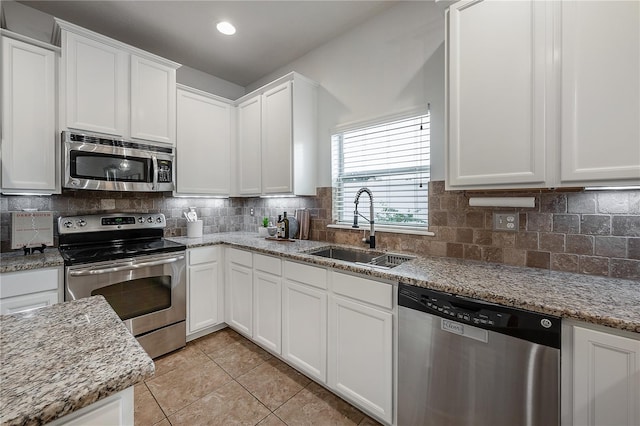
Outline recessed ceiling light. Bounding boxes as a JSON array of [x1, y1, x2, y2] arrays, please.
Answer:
[[216, 21, 236, 36]]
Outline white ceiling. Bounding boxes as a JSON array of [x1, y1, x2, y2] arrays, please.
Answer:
[[17, 0, 399, 87]]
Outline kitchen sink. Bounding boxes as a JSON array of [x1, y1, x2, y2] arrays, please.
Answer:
[[306, 247, 414, 269]]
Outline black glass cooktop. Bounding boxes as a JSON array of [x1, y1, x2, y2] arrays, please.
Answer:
[[60, 238, 186, 265]]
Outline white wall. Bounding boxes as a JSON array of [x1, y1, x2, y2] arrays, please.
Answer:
[[248, 2, 446, 186], [176, 65, 245, 100]]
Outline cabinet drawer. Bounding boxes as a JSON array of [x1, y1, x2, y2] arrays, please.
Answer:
[[1, 268, 59, 299], [189, 246, 218, 265], [254, 254, 281, 276], [331, 272, 393, 310], [226, 247, 252, 267], [0, 290, 59, 315], [284, 261, 327, 289]]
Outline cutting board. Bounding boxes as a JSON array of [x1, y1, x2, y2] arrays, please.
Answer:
[[11, 211, 54, 249]]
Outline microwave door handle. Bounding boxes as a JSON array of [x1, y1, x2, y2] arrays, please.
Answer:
[[152, 155, 158, 190], [68, 255, 184, 276]]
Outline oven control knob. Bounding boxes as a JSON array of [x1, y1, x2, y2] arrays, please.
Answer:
[[63, 220, 73, 228], [156, 216, 163, 223], [138, 217, 145, 224], [77, 219, 87, 227], [147, 217, 153, 223]]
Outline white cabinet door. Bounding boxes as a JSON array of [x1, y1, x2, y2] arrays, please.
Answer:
[[1, 37, 57, 193], [447, 0, 549, 189], [0, 291, 59, 315], [49, 387, 133, 426], [560, 1, 640, 185], [130, 55, 176, 145], [261, 81, 293, 194], [62, 31, 128, 137], [176, 88, 231, 195], [187, 247, 222, 335], [328, 296, 393, 424], [282, 263, 327, 383], [253, 269, 282, 354], [225, 249, 253, 337], [573, 326, 640, 426], [236, 96, 262, 195]]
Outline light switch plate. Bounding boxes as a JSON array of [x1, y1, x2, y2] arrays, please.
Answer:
[[493, 212, 518, 231]]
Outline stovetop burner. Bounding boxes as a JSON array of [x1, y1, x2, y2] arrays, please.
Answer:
[[58, 213, 186, 265], [59, 238, 185, 265]]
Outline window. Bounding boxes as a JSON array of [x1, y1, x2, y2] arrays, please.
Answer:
[[331, 111, 430, 230]]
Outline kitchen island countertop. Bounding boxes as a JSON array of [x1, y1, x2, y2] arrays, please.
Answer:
[[172, 232, 640, 333], [0, 296, 154, 426]]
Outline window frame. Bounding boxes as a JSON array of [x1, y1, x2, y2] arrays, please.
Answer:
[[329, 107, 434, 236]]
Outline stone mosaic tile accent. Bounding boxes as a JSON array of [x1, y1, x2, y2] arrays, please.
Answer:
[[0, 296, 154, 425]]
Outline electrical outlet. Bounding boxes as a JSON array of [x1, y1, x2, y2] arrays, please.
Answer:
[[250, 208, 254, 216], [493, 213, 518, 231]]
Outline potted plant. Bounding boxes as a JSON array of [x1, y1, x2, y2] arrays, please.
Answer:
[[258, 217, 270, 237]]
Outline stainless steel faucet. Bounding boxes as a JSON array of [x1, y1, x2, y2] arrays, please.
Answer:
[[353, 187, 375, 249]]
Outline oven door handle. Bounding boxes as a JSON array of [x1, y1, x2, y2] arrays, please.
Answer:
[[69, 255, 185, 276]]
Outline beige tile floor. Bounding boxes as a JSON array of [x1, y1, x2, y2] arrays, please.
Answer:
[[135, 327, 382, 426]]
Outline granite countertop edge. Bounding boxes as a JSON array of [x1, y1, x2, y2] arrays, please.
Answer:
[[0, 296, 155, 426], [2, 233, 638, 333], [170, 233, 640, 334]]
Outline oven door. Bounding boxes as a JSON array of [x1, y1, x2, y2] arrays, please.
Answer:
[[65, 252, 186, 336]]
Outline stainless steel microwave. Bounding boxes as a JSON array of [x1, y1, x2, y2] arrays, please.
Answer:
[[63, 131, 174, 192]]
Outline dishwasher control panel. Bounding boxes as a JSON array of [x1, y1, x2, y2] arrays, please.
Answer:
[[398, 283, 561, 348]]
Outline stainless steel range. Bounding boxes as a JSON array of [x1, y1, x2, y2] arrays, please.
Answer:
[[58, 213, 186, 359]]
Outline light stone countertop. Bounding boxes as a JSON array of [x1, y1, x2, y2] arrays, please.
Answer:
[[2, 232, 638, 333], [0, 296, 155, 426], [172, 232, 640, 333], [0, 250, 64, 273]]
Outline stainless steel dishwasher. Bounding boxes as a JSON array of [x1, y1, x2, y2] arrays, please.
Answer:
[[397, 283, 560, 426]]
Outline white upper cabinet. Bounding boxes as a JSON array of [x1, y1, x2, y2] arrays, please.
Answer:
[[236, 96, 263, 196], [60, 30, 128, 137], [560, 1, 640, 186], [446, 0, 640, 189], [262, 81, 293, 194], [176, 86, 231, 196], [55, 19, 180, 145], [130, 55, 176, 144], [447, 0, 549, 189], [234, 72, 318, 196], [1, 35, 58, 194]]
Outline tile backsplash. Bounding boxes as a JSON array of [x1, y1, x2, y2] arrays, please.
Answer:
[[317, 181, 640, 280], [1, 183, 638, 280], [0, 189, 325, 251]]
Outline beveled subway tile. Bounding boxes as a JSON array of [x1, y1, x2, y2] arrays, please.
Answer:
[[152, 343, 211, 378], [275, 382, 365, 426], [134, 384, 165, 426], [236, 357, 311, 411], [207, 339, 272, 378], [146, 359, 233, 416], [168, 381, 270, 426]]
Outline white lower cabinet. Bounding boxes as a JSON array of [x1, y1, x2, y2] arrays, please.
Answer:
[[225, 248, 253, 338], [569, 323, 640, 426], [282, 261, 328, 383], [48, 387, 133, 426], [253, 254, 282, 354], [0, 267, 61, 314], [328, 271, 393, 425], [187, 246, 223, 337]]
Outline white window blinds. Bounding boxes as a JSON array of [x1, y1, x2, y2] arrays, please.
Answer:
[[331, 112, 430, 229]]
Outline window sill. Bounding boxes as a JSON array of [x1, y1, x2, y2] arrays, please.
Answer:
[[327, 223, 435, 237]]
